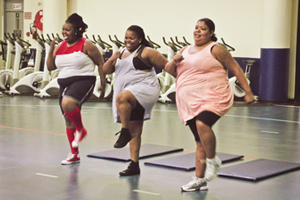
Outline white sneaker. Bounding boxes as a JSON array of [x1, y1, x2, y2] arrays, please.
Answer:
[[205, 156, 222, 181], [181, 176, 208, 192], [61, 153, 80, 165]]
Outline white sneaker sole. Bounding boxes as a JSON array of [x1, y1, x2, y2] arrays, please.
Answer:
[[61, 160, 80, 165], [181, 185, 208, 192]]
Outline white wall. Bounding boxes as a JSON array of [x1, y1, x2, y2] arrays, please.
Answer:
[[23, 0, 43, 46], [73, 0, 298, 99], [74, 0, 263, 57], [16, 0, 299, 99]]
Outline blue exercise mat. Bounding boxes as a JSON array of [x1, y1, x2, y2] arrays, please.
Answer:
[[218, 158, 300, 181], [87, 143, 183, 162], [144, 152, 244, 171]]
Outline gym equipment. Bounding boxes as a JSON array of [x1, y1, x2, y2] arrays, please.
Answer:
[[87, 143, 183, 162], [1, 33, 33, 91], [89, 34, 124, 101], [34, 34, 60, 99], [0, 34, 15, 91], [229, 60, 255, 98], [88, 35, 114, 100], [157, 37, 178, 103], [5, 34, 44, 95], [144, 152, 244, 171], [221, 38, 256, 99], [218, 158, 300, 181], [147, 36, 161, 50], [158, 36, 190, 103]]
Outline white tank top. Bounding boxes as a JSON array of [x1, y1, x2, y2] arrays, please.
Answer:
[[55, 37, 95, 79]]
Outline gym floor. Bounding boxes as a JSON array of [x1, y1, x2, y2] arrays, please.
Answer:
[[1, 95, 300, 200]]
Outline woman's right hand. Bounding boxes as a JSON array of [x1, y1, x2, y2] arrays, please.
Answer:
[[112, 51, 121, 60], [173, 53, 184, 64], [50, 38, 56, 49]]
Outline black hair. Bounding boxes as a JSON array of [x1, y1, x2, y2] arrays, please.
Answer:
[[127, 25, 152, 47], [66, 13, 88, 38], [197, 18, 217, 42]]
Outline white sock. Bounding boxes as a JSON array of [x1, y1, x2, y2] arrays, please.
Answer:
[[206, 157, 216, 163]]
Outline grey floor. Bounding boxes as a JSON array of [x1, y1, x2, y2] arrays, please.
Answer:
[[1, 95, 300, 200]]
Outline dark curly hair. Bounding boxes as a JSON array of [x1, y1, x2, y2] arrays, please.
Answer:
[[66, 13, 88, 38], [197, 18, 217, 42]]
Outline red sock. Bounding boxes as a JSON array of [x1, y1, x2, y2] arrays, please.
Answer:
[[65, 107, 84, 131], [66, 128, 79, 154]]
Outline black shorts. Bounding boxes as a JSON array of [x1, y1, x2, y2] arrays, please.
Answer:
[[130, 101, 145, 121], [187, 111, 220, 141], [117, 100, 145, 122], [58, 76, 96, 114]]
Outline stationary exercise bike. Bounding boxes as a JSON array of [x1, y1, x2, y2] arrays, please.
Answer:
[[157, 37, 184, 103], [0, 39, 9, 97], [89, 35, 114, 100], [0, 33, 15, 92], [34, 34, 60, 98], [1, 33, 34, 93], [222, 38, 255, 99], [5, 34, 44, 96]]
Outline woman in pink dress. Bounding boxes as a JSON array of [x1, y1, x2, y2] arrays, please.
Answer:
[[165, 18, 254, 192]]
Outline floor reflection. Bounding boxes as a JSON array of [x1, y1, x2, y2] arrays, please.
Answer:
[[65, 164, 81, 200], [121, 175, 140, 200]]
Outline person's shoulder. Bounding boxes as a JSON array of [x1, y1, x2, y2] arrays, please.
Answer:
[[83, 38, 96, 49], [143, 46, 154, 51], [84, 38, 94, 45], [143, 46, 158, 55], [211, 42, 228, 54]]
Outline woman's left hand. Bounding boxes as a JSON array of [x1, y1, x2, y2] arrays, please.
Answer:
[[98, 83, 106, 100]]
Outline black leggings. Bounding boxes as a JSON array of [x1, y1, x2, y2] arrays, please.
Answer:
[[187, 111, 220, 141]]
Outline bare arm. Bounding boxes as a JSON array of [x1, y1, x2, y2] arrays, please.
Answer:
[[46, 39, 59, 71], [84, 39, 106, 99], [164, 48, 185, 77], [143, 47, 168, 70], [212, 44, 255, 103], [103, 51, 121, 74]]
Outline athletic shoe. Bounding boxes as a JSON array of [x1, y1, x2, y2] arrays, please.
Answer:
[[119, 160, 140, 176], [72, 127, 87, 148], [181, 176, 208, 192], [114, 128, 132, 148], [61, 153, 80, 165], [205, 156, 222, 181]]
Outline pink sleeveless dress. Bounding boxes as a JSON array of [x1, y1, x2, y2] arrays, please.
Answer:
[[175, 42, 233, 124]]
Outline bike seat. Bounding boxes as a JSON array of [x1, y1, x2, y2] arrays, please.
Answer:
[[243, 60, 256, 65]]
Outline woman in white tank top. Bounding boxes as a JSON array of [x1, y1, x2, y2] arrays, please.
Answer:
[[104, 25, 168, 176]]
